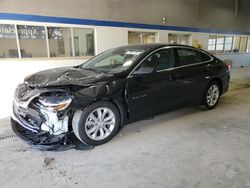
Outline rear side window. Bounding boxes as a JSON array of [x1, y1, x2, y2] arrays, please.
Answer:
[[177, 48, 201, 66], [200, 51, 211, 62], [139, 49, 175, 71]]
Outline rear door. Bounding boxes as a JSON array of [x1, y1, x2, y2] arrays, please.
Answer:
[[174, 47, 213, 104]]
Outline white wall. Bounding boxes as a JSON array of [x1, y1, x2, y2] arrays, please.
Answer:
[[158, 30, 169, 44], [96, 27, 128, 54], [216, 53, 250, 68]]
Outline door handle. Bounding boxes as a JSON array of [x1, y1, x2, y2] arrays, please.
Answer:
[[201, 68, 207, 73], [169, 73, 176, 81]]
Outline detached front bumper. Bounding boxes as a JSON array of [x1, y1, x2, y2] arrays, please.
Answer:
[[11, 117, 93, 151], [10, 116, 71, 150]]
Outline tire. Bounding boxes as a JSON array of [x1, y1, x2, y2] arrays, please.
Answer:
[[202, 81, 221, 110], [72, 101, 120, 146]]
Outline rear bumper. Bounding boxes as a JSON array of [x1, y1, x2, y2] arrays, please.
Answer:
[[222, 73, 230, 94]]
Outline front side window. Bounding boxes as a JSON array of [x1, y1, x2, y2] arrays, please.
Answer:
[[0, 24, 18, 58], [83, 47, 146, 74], [177, 48, 202, 66], [17, 25, 47, 58], [48, 27, 72, 57], [136, 49, 175, 71]]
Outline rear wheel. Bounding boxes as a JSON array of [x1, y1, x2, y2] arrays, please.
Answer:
[[203, 81, 221, 110], [72, 101, 120, 146]]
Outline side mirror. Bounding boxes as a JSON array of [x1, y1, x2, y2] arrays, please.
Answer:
[[133, 66, 155, 75]]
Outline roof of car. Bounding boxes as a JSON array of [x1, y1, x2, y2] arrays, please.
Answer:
[[118, 43, 196, 50]]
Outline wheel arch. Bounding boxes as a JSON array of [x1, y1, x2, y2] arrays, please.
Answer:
[[72, 99, 122, 145], [200, 77, 223, 106], [209, 77, 223, 93], [96, 97, 126, 127]]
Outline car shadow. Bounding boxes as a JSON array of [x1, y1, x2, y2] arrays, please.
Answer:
[[116, 92, 245, 140], [117, 105, 205, 137]]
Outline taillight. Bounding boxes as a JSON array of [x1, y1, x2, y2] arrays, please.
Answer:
[[226, 63, 231, 71]]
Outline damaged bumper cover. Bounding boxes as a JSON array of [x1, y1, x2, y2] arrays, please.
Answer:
[[11, 83, 93, 151], [11, 118, 70, 150]]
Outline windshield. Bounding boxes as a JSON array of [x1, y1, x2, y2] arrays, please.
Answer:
[[82, 47, 146, 74]]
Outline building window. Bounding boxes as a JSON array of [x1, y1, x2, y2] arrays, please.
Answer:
[[233, 36, 249, 53], [0, 24, 95, 59], [215, 36, 225, 53], [209, 35, 234, 53], [17, 25, 47, 58], [224, 36, 233, 53], [0, 24, 18, 58], [247, 38, 250, 53], [143, 33, 156, 44], [208, 35, 216, 52], [239, 36, 248, 53], [128, 32, 140, 44], [73, 28, 95, 57], [168, 33, 190, 45], [233, 36, 240, 52], [128, 31, 156, 44], [48, 27, 72, 57]]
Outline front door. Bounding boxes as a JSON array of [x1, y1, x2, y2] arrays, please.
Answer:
[[127, 48, 180, 120]]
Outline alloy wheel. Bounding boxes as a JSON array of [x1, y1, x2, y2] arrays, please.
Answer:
[[85, 107, 116, 141], [206, 84, 220, 107]]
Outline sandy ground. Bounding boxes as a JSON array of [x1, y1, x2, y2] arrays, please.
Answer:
[[0, 67, 250, 188]]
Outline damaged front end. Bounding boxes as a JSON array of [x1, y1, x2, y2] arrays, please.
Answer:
[[11, 83, 92, 151]]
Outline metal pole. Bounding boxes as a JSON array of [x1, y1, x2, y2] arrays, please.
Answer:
[[45, 27, 50, 58], [14, 25, 21, 58], [70, 28, 75, 57]]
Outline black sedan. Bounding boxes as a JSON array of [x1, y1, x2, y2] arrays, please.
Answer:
[[11, 44, 230, 149]]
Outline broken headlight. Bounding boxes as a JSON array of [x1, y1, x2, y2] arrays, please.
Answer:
[[38, 94, 73, 112]]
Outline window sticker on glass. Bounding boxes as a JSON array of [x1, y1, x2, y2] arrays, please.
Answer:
[[0, 24, 16, 39], [125, 50, 143, 56], [123, 60, 133, 67], [17, 25, 47, 58], [17, 25, 46, 39]]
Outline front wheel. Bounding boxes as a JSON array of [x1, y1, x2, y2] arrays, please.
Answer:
[[203, 81, 221, 110], [72, 101, 120, 146]]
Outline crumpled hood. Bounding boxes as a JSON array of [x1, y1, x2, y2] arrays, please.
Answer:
[[24, 67, 110, 88]]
